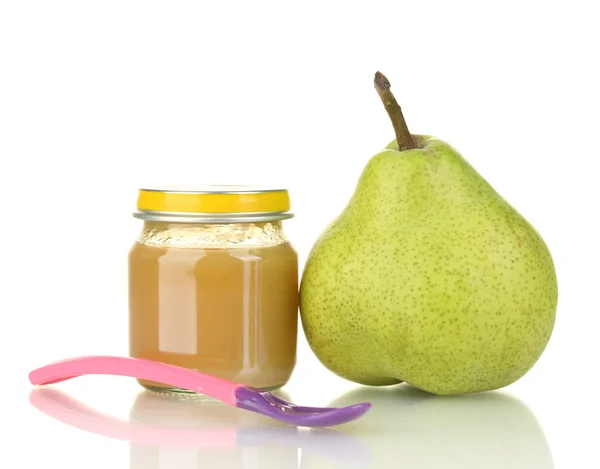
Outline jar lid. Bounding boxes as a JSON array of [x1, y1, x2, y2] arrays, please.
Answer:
[[133, 185, 293, 223]]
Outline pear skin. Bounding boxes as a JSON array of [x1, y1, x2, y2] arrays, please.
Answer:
[[299, 134, 558, 395]]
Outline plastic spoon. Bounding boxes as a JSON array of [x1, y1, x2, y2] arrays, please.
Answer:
[[29, 356, 371, 427]]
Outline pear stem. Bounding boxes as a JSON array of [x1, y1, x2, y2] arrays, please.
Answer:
[[374, 71, 416, 151]]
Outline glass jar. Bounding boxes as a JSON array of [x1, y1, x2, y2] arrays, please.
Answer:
[[129, 186, 298, 394]]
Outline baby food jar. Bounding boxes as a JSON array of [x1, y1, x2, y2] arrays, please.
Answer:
[[129, 186, 298, 394]]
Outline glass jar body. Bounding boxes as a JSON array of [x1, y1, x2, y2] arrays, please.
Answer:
[[129, 221, 298, 394]]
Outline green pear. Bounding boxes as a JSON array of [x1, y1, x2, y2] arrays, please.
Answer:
[[299, 72, 558, 395]]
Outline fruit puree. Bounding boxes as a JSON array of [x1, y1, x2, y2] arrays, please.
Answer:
[[129, 222, 298, 392]]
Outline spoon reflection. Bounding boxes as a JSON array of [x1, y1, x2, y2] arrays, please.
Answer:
[[30, 388, 370, 468]]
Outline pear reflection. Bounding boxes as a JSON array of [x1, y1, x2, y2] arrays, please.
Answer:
[[299, 386, 554, 469], [29, 388, 370, 469]]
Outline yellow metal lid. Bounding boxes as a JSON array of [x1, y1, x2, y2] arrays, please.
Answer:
[[134, 185, 293, 223]]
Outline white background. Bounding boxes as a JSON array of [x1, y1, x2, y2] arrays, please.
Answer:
[[1, 1, 599, 468]]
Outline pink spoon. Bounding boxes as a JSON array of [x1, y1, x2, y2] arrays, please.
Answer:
[[29, 356, 371, 427]]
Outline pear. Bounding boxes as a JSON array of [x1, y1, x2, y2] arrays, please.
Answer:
[[299, 72, 558, 395]]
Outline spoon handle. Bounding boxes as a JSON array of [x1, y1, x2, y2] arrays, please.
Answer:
[[29, 356, 243, 406]]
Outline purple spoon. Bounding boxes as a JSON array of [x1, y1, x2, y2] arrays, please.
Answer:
[[29, 356, 371, 427]]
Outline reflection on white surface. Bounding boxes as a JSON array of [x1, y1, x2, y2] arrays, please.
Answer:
[[30, 385, 553, 468], [30, 388, 370, 468], [299, 386, 554, 469]]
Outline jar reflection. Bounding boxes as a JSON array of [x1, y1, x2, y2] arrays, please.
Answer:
[[129, 391, 299, 469]]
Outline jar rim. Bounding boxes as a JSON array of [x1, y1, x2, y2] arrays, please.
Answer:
[[133, 210, 294, 223]]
